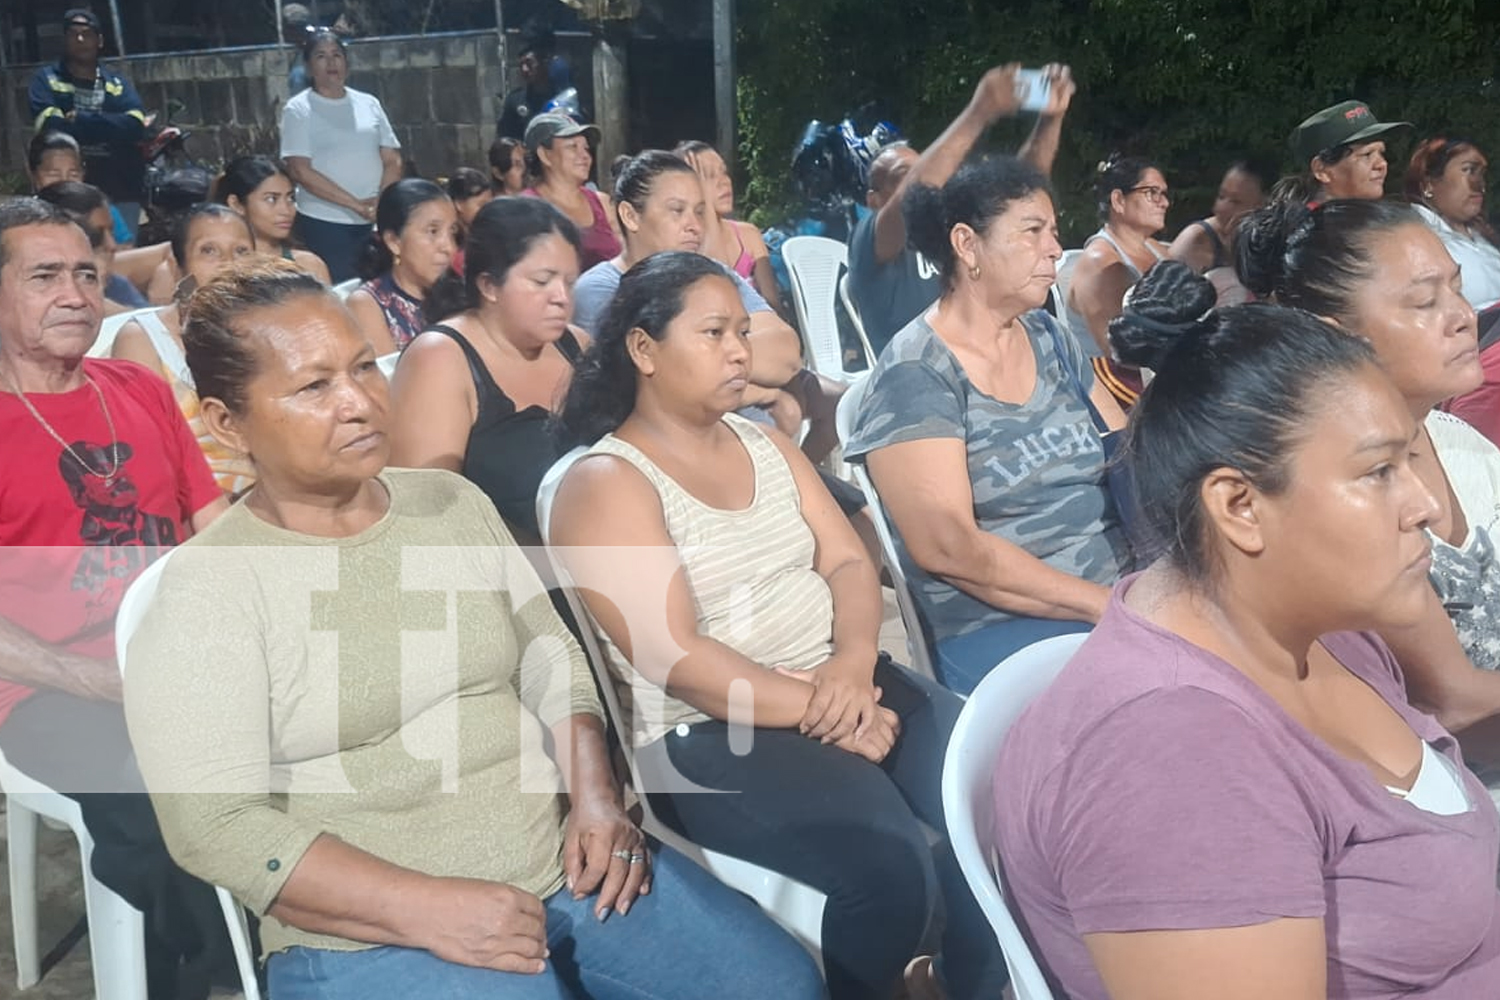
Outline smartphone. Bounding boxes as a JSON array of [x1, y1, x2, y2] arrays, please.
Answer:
[[1015, 68, 1052, 113]]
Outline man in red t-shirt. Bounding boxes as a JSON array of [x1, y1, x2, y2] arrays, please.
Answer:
[[0, 198, 229, 992]]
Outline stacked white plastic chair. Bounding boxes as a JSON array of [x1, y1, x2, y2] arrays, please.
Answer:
[[942, 632, 1086, 1000], [782, 236, 872, 381]]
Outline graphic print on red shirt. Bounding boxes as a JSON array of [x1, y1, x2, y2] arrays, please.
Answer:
[[0, 359, 220, 725]]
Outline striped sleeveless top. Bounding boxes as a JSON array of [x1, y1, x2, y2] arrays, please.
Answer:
[[586, 413, 835, 747]]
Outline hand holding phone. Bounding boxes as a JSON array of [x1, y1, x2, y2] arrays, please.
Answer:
[[1015, 68, 1053, 113]]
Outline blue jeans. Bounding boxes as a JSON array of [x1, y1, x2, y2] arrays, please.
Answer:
[[935, 617, 1092, 695], [265, 846, 825, 1000], [294, 213, 372, 284]]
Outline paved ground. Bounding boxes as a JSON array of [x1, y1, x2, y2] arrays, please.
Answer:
[[0, 591, 916, 999]]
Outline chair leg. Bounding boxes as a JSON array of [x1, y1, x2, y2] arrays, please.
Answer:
[[217, 887, 263, 1000], [76, 827, 149, 1000], [7, 798, 41, 989]]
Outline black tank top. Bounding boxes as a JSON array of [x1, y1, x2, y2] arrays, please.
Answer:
[[431, 323, 582, 540]]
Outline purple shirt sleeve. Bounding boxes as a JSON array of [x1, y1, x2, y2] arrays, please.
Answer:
[[1045, 686, 1328, 934]]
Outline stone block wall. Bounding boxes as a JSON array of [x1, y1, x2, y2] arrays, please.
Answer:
[[0, 29, 592, 185]]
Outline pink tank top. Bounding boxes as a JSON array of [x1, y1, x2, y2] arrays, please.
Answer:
[[729, 222, 755, 279], [523, 186, 622, 271]]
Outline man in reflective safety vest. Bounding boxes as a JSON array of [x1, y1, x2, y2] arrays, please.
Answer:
[[28, 9, 148, 239]]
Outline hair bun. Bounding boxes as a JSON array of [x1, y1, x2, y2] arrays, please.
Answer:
[[1108, 260, 1217, 371], [1234, 199, 1311, 299]]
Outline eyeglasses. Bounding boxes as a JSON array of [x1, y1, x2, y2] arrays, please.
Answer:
[[1128, 185, 1171, 204]]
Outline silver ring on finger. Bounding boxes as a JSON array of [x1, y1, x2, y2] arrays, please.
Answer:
[[611, 849, 633, 862], [629, 853, 646, 864]]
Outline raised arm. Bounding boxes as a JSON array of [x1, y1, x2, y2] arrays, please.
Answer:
[[867, 437, 1110, 622], [870, 64, 1023, 265], [1016, 64, 1075, 178]]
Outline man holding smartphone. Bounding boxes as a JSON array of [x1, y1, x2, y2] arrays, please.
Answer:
[[848, 63, 1075, 353]]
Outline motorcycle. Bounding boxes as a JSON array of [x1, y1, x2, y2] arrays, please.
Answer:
[[135, 116, 214, 246]]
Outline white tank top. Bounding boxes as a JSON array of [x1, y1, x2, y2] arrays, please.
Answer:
[[585, 413, 835, 747]]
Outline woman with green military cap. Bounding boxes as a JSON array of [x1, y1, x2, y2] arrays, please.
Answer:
[[1285, 99, 1412, 205]]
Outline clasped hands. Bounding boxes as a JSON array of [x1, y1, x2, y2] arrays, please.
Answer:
[[777, 653, 900, 763]]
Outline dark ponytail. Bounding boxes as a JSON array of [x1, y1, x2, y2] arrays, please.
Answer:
[[1112, 260, 1378, 577], [555, 251, 730, 447]]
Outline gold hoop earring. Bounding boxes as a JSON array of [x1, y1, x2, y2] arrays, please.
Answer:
[[968, 264, 981, 281]]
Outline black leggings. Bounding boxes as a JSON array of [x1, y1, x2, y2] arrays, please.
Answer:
[[646, 657, 1007, 999]]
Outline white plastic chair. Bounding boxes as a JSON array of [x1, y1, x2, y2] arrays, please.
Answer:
[[86, 307, 154, 359], [332, 278, 361, 300], [2, 751, 148, 998], [113, 553, 264, 1000], [535, 450, 828, 963], [782, 235, 871, 380], [837, 271, 878, 367], [376, 351, 400, 379], [942, 632, 1087, 1000], [833, 373, 936, 680]]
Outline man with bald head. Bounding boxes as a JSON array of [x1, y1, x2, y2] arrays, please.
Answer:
[[849, 63, 1074, 352]]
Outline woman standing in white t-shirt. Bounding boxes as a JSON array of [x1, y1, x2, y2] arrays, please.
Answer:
[[279, 29, 401, 283]]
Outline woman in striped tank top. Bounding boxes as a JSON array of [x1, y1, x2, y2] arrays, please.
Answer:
[[550, 251, 1006, 1000]]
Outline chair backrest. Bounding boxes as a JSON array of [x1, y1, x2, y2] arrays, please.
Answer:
[[837, 271, 877, 368], [782, 235, 854, 380], [942, 631, 1087, 1000], [113, 548, 264, 1000], [114, 551, 174, 667], [87, 307, 154, 359], [1053, 248, 1084, 312], [376, 351, 400, 379], [833, 373, 935, 679], [534, 449, 676, 809], [332, 278, 361, 300]]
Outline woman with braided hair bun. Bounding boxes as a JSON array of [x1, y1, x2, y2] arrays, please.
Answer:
[[995, 256, 1500, 1000]]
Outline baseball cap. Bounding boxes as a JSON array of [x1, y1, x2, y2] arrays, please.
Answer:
[[62, 8, 102, 31], [524, 112, 600, 152], [1289, 100, 1412, 166]]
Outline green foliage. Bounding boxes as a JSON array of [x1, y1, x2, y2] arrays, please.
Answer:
[[737, 0, 1500, 243]]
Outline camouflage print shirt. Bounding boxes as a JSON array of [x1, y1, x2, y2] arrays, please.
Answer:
[[845, 309, 1131, 642]]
